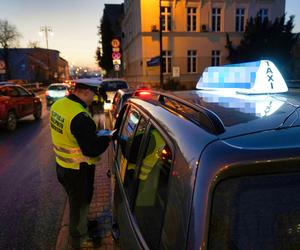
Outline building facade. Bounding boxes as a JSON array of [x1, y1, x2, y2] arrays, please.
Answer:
[[122, 0, 285, 89], [0, 48, 69, 83]]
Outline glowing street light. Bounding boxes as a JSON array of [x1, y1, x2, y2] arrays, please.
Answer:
[[40, 25, 53, 82]]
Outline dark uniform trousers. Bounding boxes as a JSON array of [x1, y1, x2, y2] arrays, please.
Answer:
[[56, 163, 95, 238]]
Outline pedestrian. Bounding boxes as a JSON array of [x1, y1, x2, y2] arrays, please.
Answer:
[[49, 78, 111, 249]]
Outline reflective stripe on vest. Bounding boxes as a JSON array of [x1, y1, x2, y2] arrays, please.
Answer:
[[53, 145, 93, 164]]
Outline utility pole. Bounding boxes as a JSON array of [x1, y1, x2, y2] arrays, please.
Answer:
[[159, 0, 163, 89], [40, 25, 53, 83]]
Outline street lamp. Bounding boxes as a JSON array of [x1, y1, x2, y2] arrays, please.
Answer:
[[159, 0, 163, 89], [40, 25, 53, 82]]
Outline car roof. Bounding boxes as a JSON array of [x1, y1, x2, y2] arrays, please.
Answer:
[[128, 89, 300, 139], [48, 83, 69, 86], [0, 82, 15, 86], [171, 89, 300, 138], [102, 78, 127, 82]]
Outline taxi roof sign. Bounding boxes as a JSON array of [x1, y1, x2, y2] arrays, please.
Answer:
[[196, 60, 288, 94]]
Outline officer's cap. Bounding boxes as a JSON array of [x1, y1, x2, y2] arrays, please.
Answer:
[[73, 78, 102, 92]]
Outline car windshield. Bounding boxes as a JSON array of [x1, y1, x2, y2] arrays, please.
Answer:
[[48, 85, 67, 91], [101, 81, 128, 91], [209, 171, 300, 250]]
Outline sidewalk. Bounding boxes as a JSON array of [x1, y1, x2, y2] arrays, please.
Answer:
[[55, 144, 118, 250]]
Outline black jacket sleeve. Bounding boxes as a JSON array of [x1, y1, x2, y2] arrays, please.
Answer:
[[70, 112, 110, 157]]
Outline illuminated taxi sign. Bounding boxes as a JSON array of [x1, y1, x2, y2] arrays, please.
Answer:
[[196, 60, 288, 94]]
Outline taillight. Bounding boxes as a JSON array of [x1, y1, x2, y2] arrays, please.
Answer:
[[45, 90, 49, 96], [135, 91, 151, 96], [66, 90, 70, 96]]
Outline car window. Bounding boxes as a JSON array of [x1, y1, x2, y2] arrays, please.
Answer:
[[48, 85, 68, 91], [116, 108, 142, 181], [209, 172, 300, 250], [132, 126, 172, 249], [16, 86, 31, 96], [101, 81, 128, 91], [6, 86, 19, 97], [122, 116, 148, 203]]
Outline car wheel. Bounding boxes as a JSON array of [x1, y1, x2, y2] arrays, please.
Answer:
[[33, 104, 42, 119], [6, 111, 17, 131]]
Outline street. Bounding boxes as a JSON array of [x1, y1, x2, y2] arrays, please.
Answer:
[[0, 94, 66, 249]]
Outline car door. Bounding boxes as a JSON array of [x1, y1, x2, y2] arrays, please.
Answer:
[[15, 86, 34, 116], [5, 86, 25, 117], [113, 106, 148, 249], [113, 105, 174, 249]]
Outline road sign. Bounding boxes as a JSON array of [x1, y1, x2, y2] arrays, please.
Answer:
[[114, 64, 120, 71], [111, 39, 120, 48], [112, 47, 120, 52], [112, 52, 121, 60], [113, 59, 121, 65]]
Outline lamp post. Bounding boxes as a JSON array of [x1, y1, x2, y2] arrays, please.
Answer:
[[159, 0, 163, 89], [40, 25, 53, 82]]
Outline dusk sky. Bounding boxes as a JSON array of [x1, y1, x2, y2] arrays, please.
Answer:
[[1, 0, 299, 69]]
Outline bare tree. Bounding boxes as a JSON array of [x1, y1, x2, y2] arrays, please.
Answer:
[[27, 41, 40, 48], [0, 19, 21, 79]]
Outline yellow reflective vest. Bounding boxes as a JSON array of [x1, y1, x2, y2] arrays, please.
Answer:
[[50, 97, 99, 170], [138, 129, 165, 181]]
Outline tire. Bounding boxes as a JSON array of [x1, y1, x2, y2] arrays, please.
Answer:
[[33, 104, 42, 120], [6, 111, 17, 131]]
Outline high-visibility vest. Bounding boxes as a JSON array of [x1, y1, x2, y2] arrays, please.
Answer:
[[50, 97, 99, 170], [138, 130, 165, 181]]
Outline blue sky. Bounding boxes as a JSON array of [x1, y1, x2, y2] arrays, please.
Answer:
[[1, 0, 299, 69]]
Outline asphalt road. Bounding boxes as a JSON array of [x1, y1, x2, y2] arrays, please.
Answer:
[[0, 94, 66, 250]]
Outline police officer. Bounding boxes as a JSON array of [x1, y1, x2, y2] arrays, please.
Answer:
[[49, 78, 111, 248]]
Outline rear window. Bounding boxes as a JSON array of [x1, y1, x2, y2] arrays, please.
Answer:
[[101, 81, 128, 91], [48, 85, 67, 91], [209, 172, 300, 250]]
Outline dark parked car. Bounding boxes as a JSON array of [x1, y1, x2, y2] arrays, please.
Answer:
[[0, 83, 42, 131], [45, 83, 71, 106], [100, 79, 129, 111], [111, 60, 300, 249]]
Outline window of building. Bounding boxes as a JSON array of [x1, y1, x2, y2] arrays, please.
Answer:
[[258, 8, 268, 22], [187, 7, 197, 31], [212, 8, 221, 32], [235, 8, 245, 32], [162, 50, 172, 74], [211, 50, 220, 66], [187, 50, 197, 73], [133, 126, 173, 249], [161, 6, 171, 31]]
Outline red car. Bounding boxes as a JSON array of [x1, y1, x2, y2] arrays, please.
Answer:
[[0, 82, 42, 131]]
